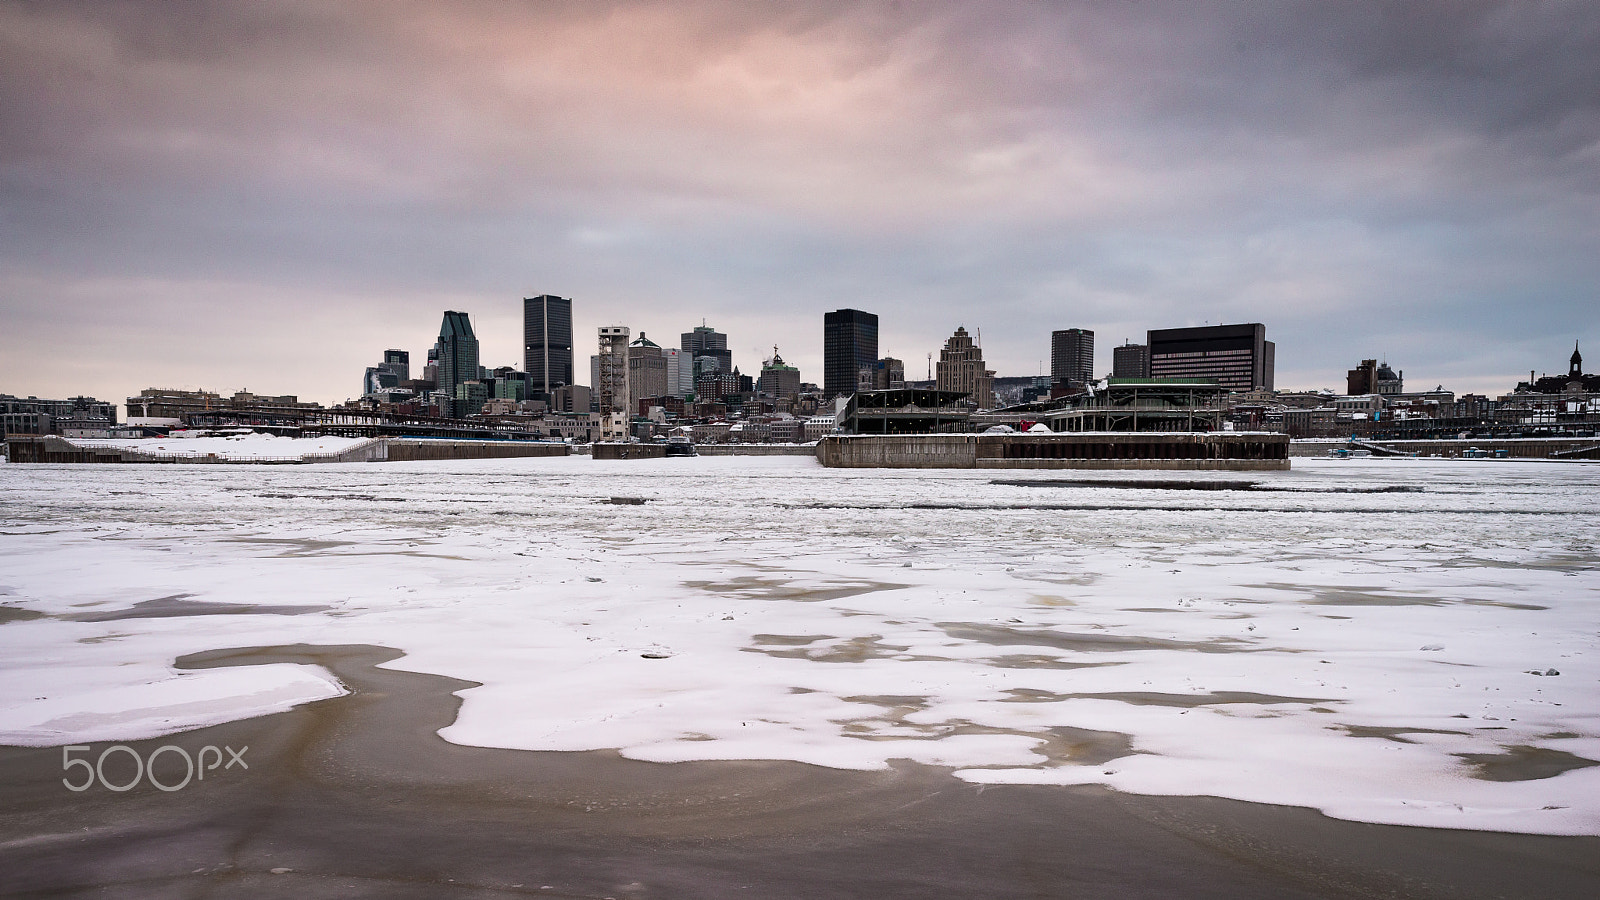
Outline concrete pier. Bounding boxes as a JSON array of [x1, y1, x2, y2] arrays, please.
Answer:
[[817, 433, 1290, 470]]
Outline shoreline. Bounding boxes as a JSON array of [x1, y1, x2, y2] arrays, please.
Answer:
[[2, 643, 1596, 898]]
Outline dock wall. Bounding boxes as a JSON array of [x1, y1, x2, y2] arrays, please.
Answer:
[[818, 433, 1290, 470]]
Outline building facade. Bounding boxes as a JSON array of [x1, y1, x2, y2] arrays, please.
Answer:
[[935, 326, 996, 408], [1346, 359, 1403, 396], [758, 348, 802, 399], [823, 308, 879, 397], [628, 332, 669, 412], [1050, 328, 1094, 388], [1146, 323, 1273, 392], [681, 325, 732, 379], [435, 311, 481, 404], [523, 295, 574, 396], [1112, 342, 1151, 379], [596, 326, 631, 413]]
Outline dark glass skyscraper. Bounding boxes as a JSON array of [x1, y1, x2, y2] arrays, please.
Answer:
[[523, 295, 574, 394], [1050, 328, 1094, 387], [681, 325, 732, 378], [823, 308, 878, 397], [436, 310, 480, 400]]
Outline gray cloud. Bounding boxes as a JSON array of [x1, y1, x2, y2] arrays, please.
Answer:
[[2, 0, 1596, 404]]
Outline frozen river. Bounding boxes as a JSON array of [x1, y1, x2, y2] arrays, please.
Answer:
[[1, 455, 1596, 835]]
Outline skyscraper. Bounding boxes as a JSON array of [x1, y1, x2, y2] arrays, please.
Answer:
[[1147, 323, 1274, 391], [823, 309, 879, 397], [681, 325, 732, 378], [628, 332, 668, 412], [1050, 329, 1094, 387], [596, 326, 630, 413], [435, 311, 480, 401], [523, 295, 574, 396], [936, 326, 995, 408], [1112, 341, 1150, 378]]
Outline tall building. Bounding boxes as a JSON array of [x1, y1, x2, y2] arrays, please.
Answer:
[[435, 311, 480, 402], [596, 326, 631, 413], [663, 347, 692, 398], [936, 326, 995, 408], [758, 347, 802, 400], [523, 295, 574, 396], [628, 332, 669, 412], [1147, 323, 1274, 392], [875, 357, 905, 390], [1112, 341, 1150, 378], [383, 349, 410, 382], [682, 325, 732, 378], [1050, 329, 1094, 387], [823, 308, 879, 397]]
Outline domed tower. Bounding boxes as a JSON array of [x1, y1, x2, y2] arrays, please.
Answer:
[[1572, 342, 1583, 378]]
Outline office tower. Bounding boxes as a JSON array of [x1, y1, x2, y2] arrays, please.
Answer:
[[936, 326, 995, 408], [1147, 323, 1274, 391], [1112, 341, 1150, 378], [523, 295, 574, 395], [759, 347, 802, 399], [823, 309, 879, 397], [382, 349, 410, 382], [628, 332, 669, 412], [596, 326, 631, 413], [1050, 328, 1094, 387], [681, 325, 733, 378], [875, 357, 905, 390], [435, 311, 480, 401], [663, 347, 691, 398]]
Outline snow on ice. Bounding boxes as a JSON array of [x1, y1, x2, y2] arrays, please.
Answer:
[[0, 455, 1596, 835]]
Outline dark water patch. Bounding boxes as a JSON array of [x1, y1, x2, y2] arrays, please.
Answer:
[[689, 575, 908, 603], [69, 594, 332, 621], [941, 623, 1248, 654], [0, 606, 45, 624], [1340, 725, 1471, 743], [985, 655, 1127, 670], [1002, 689, 1334, 708], [751, 634, 835, 646], [1456, 746, 1600, 782], [743, 635, 940, 663]]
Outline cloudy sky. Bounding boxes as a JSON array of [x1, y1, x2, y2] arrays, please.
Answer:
[[3, 0, 1596, 406]]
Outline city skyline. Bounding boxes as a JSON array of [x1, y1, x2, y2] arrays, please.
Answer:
[[2, 2, 1596, 406]]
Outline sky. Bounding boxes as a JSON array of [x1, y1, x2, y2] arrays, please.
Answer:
[[2, 0, 1596, 407]]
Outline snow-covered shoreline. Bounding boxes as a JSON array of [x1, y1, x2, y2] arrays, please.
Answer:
[[1, 456, 1596, 835]]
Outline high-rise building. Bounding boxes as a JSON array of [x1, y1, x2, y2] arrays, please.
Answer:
[[1050, 329, 1094, 388], [875, 357, 905, 390], [1112, 341, 1150, 378], [681, 325, 733, 379], [596, 326, 631, 413], [758, 347, 802, 399], [936, 326, 995, 408], [663, 347, 692, 398], [823, 309, 879, 397], [523, 295, 574, 396], [1147, 323, 1274, 392], [435, 311, 480, 403], [382, 350, 410, 382], [628, 332, 669, 412]]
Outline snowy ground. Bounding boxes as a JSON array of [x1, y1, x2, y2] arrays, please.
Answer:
[[1, 456, 1596, 835], [72, 432, 369, 459]]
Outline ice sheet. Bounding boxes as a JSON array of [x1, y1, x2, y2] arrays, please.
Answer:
[[1, 456, 1596, 834]]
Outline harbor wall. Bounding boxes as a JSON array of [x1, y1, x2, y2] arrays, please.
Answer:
[[1290, 437, 1599, 459], [818, 433, 1290, 470]]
